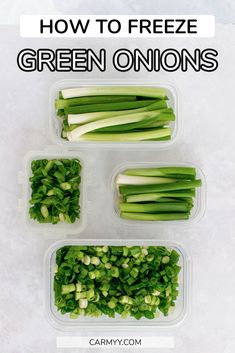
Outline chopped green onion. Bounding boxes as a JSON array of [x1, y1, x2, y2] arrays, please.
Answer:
[[54, 245, 181, 320]]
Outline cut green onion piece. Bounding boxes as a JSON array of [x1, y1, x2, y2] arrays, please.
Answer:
[[121, 212, 189, 221], [55, 95, 137, 109], [93, 115, 158, 133], [65, 100, 156, 115], [126, 190, 196, 203], [78, 128, 171, 142], [119, 202, 190, 213], [61, 284, 76, 295], [61, 86, 167, 99], [79, 299, 88, 309], [124, 167, 196, 177], [67, 104, 170, 126], [40, 205, 49, 218], [116, 174, 177, 185], [119, 179, 202, 196], [67, 112, 169, 140]]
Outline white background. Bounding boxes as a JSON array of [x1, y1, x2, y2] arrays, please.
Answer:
[[0, 22, 235, 353]]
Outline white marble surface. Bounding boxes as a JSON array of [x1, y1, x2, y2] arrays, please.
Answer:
[[0, 24, 235, 352]]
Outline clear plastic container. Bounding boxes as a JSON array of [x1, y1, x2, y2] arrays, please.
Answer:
[[112, 162, 206, 226], [18, 146, 86, 237], [49, 79, 179, 149], [44, 239, 190, 330]]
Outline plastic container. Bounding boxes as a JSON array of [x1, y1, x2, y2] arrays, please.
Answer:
[[44, 239, 190, 330], [18, 146, 86, 237], [112, 162, 206, 226], [49, 79, 179, 149]]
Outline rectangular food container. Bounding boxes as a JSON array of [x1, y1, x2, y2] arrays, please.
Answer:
[[112, 162, 206, 225], [18, 146, 86, 237], [44, 239, 190, 330], [49, 79, 179, 149]]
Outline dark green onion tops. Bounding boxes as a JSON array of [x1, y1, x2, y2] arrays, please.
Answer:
[[29, 159, 81, 224]]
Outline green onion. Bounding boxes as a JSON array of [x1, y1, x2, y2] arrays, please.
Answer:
[[78, 128, 171, 142], [61, 86, 167, 99], [126, 190, 196, 203], [55, 95, 137, 109], [67, 102, 168, 125], [115, 166, 202, 221], [54, 245, 181, 320], [116, 174, 177, 185], [124, 167, 196, 178], [121, 212, 189, 221], [29, 159, 81, 224], [55, 86, 175, 142], [119, 180, 202, 195], [67, 112, 168, 141], [94, 113, 175, 133], [65, 99, 158, 115], [119, 202, 190, 213]]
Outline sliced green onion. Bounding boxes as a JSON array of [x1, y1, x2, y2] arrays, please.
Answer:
[[54, 245, 181, 320]]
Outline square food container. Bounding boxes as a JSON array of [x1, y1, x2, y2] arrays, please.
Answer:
[[49, 79, 179, 149], [112, 161, 206, 226], [18, 146, 86, 237], [44, 239, 191, 330]]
